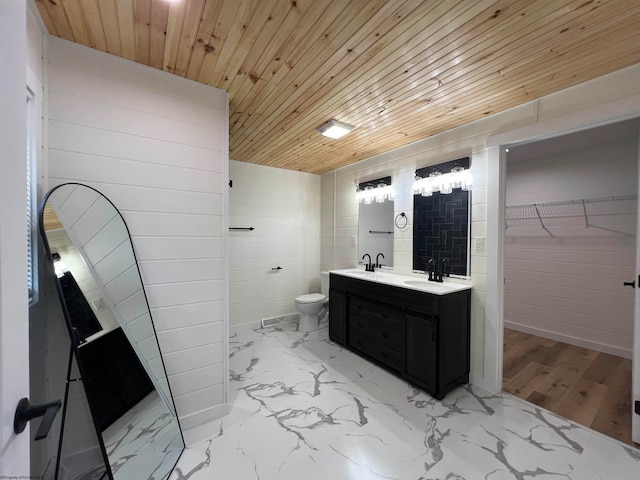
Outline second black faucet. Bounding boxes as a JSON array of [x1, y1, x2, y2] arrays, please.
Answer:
[[362, 253, 374, 272]]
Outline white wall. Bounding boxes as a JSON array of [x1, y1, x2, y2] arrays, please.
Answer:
[[45, 37, 229, 432], [0, 1, 30, 475], [504, 134, 638, 358], [229, 160, 321, 328]]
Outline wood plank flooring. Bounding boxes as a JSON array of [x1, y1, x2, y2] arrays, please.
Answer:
[[503, 328, 638, 448]]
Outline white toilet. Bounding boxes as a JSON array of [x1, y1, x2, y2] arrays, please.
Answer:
[[294, 272, 330, 331]]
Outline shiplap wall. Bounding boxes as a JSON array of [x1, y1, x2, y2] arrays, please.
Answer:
[[505, 138, 638, 358], [229, 160, 321, 328], [45, 37, 228, 431], [47, 185, 174, 414]]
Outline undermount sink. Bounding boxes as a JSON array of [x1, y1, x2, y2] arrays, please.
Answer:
[[345, 269, 389, 277], [403, 280, 446, 289]]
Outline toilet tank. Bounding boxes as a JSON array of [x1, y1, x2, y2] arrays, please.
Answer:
[[320, 271, 329, 297]]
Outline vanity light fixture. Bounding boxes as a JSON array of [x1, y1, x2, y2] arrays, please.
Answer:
[[317, 119, 356, 139], [413, 157, 472, 197], [356, 176, 394, 204]]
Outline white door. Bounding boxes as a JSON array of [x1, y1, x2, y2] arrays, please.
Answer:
[[0, 0, 31, 475], [634, 133, 640, 444]]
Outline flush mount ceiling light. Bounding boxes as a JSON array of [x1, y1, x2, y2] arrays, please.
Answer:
[[317, 119, 356, 139]]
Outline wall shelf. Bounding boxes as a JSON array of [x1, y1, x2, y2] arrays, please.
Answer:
[[505, 194, 637, 231]]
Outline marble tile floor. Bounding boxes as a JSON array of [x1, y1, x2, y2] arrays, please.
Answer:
[[101, 391, 183, 480], [171, 324, 640, 480]]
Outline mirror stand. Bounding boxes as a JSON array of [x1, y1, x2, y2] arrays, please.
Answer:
[[39, 183, 184, 480]]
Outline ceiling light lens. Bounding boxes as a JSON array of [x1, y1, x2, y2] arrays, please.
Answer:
[[317, 120, 355, 139]]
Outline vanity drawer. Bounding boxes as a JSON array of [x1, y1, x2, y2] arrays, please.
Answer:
[[348, 331, 403, 371], [349, 313, 403, 350], [349, 296, 402, 327]]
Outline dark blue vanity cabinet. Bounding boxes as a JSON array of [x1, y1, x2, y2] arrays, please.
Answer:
[[329, 273, 470, 400]]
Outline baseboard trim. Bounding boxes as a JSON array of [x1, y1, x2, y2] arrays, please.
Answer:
[[229, 320, 262, 334], [229, 313, 299, 334], [469, 373, 497, 395], [505, 321, 632, 359], [180, 403, 229, 446]]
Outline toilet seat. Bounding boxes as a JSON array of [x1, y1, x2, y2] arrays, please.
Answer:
[[295, 293, 326, 304]]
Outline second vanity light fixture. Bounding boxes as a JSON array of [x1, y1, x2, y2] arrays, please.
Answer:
[[317, 119, 356, 139], [413, 156, 472, 197], [356, 176, 394, 204]]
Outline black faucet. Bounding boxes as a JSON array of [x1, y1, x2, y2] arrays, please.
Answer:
[[375, 252, 385, 268], [362, 253, 374, 272], [441, 257, 452, 278], [427, 257, 443, 283]]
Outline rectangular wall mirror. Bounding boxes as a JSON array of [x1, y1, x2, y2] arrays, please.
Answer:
[[413, 158, 472, 276], [356, 176, 394, 268]]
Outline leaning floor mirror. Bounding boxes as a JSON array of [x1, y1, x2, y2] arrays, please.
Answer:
[[39, 183, 184, 480]]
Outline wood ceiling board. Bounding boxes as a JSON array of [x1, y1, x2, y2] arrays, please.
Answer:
[[227, 0, 352, 130], [115, 0, 137, 61], [172, 0, 207, 76], [99, 0, 125, 56], [231, 0, 536, 162], [237, 2, 640, 168], [38, 0, 75, 41], [183, 0, 224, 80], [59, 0, 92, 47], [224, 0, 309, 105], [194, 0, 245, 83], [148, 0, 170, 70], [34, 0, 640, 174], [80, 0, 109, 52], [134, 0, 152, 65], [228, 0, 411, 153], [163, 0, 188, 73]]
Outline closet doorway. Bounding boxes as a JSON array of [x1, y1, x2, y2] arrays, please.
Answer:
[[502, 118, 640, 448]]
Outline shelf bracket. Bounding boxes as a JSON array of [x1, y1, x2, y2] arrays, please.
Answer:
[[534, 204, 547, 231], [582, 199, 590, 228]]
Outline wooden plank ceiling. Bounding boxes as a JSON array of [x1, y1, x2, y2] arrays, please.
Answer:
[[35, 0, 640, 174]]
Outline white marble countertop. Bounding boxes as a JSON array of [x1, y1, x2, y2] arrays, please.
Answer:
[[329, 268, 472, 295]]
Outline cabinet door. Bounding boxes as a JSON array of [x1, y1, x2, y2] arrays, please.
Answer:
[[404, 312, 437, 391], [329, 289, 347, 345]]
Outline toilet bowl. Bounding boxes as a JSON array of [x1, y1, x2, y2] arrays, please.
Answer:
[[295, 293, 328, 331]]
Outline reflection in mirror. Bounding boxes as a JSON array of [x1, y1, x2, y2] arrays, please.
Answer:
[[412, 158, 472, 277], [40, 183, 183, 480], [356, 177, 394, 268]]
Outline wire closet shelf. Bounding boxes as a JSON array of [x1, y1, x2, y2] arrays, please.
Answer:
[[504, 194, 637, 230]]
